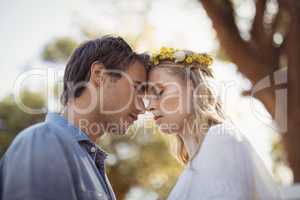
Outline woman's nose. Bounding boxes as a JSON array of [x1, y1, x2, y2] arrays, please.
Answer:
[[146, 97, 158, 112], [142, 97, 150, 111]]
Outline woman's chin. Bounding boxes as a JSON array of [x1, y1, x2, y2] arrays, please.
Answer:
[[158, 124, 180, 135], [158, 127, 173, 135], [154, 118, 181, 134]]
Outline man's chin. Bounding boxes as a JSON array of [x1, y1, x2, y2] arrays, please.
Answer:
[[106, 122, 133, 135]]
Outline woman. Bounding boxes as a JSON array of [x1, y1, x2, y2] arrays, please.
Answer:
[[147, 47, 281, 200]]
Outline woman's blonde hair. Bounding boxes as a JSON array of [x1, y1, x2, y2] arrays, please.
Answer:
[[150, 57, 225, 165]]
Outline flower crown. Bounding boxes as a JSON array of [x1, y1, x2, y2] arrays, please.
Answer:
[[151, 47, 213, 69]]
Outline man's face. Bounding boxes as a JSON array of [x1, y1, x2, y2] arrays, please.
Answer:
[[100, 61, 147, 135]]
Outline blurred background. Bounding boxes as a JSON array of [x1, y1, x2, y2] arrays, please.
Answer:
[[0, 0, 299, 199]]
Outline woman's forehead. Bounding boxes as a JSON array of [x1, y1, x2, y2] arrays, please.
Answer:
[[149, 67, 171, 81], [147, 71, 186, 94], [148, 67, 183, 85]]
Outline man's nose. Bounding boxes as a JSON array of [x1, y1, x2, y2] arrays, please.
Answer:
[[135, 95, 146, 114]]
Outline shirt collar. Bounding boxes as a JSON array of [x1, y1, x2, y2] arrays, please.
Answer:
[[45, 112, 90, 142], [45, 112, 108, 157]]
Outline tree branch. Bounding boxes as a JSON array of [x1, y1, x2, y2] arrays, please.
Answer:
[[283, 0, 300, 182], [200, 0, 272, 82], [250, 0, 267, 47], [200, 0, 277, 116]]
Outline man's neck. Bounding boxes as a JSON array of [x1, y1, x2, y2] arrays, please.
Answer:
[[61, 101, 104, 143]]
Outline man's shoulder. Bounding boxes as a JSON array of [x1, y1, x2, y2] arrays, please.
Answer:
[[0, 121, 87, 200], [6, 120, 72, 156], [1, 119, 81, 177], [14, 121, 56, 142]]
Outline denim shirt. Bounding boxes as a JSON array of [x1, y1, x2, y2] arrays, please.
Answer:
[[0, 112, 116, 200]]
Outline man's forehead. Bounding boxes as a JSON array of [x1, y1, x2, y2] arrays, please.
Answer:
[[125, 62, 147, 83]]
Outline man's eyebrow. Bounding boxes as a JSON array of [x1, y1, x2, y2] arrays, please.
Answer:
[[133, 80, 142, 84], [133, 80, 149, 88], [132, 80, 148, 91]]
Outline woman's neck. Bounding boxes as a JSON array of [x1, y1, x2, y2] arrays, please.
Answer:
[[180, 134, 199, 159], [180, 127, 206, 161]]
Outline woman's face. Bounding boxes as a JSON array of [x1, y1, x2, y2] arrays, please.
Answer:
[[147, 67, 193, 134]]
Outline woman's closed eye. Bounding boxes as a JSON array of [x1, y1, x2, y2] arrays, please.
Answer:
[[147, 84, 165, 99], [155, 89, 164, 98], [134, 83, 146, 93]]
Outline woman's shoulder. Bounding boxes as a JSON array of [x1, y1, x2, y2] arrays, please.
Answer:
[[191, 122, 249, 169], [183, 123, 252, 198], [204, 122, 245, 146]]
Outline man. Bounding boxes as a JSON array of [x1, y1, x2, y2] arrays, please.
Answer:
[[0, 36, 150, 200]]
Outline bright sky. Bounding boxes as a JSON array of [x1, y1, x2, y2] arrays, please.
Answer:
[[0, 0, 291, 184]]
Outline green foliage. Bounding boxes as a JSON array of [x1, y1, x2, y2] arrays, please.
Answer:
[[271, 135, 289, 183], [0, 90, 45, 156], [42, 37, 78, 63], [0, 91, 182, 199], [99, 121, 182, 199], [0, 33, 183, 199]]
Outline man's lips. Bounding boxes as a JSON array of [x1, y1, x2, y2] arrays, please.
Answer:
[[154, 115, 163, 121], [129, 114, 138, 121]]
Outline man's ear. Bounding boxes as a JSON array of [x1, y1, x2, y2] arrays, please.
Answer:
[[90, 61, 106, 87]]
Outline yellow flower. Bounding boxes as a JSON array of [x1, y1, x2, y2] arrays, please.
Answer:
[[191, 54, 198, 60], [159, 54, 166, 59], [166, 52, 174, 59], [152, 52, 159, 58], [196, 53, 213, 66], [151, 47, 213, 68], [160, 47, 167, 54], [153, 59, 159, 65], [186, 56, 193, 64], [160, 47, 174, 55]]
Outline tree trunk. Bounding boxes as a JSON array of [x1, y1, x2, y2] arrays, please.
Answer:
[[284, 0, 300, 182], [200, 0, 300, 182]]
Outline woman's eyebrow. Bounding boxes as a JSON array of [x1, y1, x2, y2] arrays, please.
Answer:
[[147, 82, 164, 93], [155, 82, 164, 89]]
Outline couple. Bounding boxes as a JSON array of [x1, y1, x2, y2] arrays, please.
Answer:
[[0, 36, 281, 200]]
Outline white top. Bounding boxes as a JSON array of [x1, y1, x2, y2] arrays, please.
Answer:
[[167, 123, 281, 200]]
